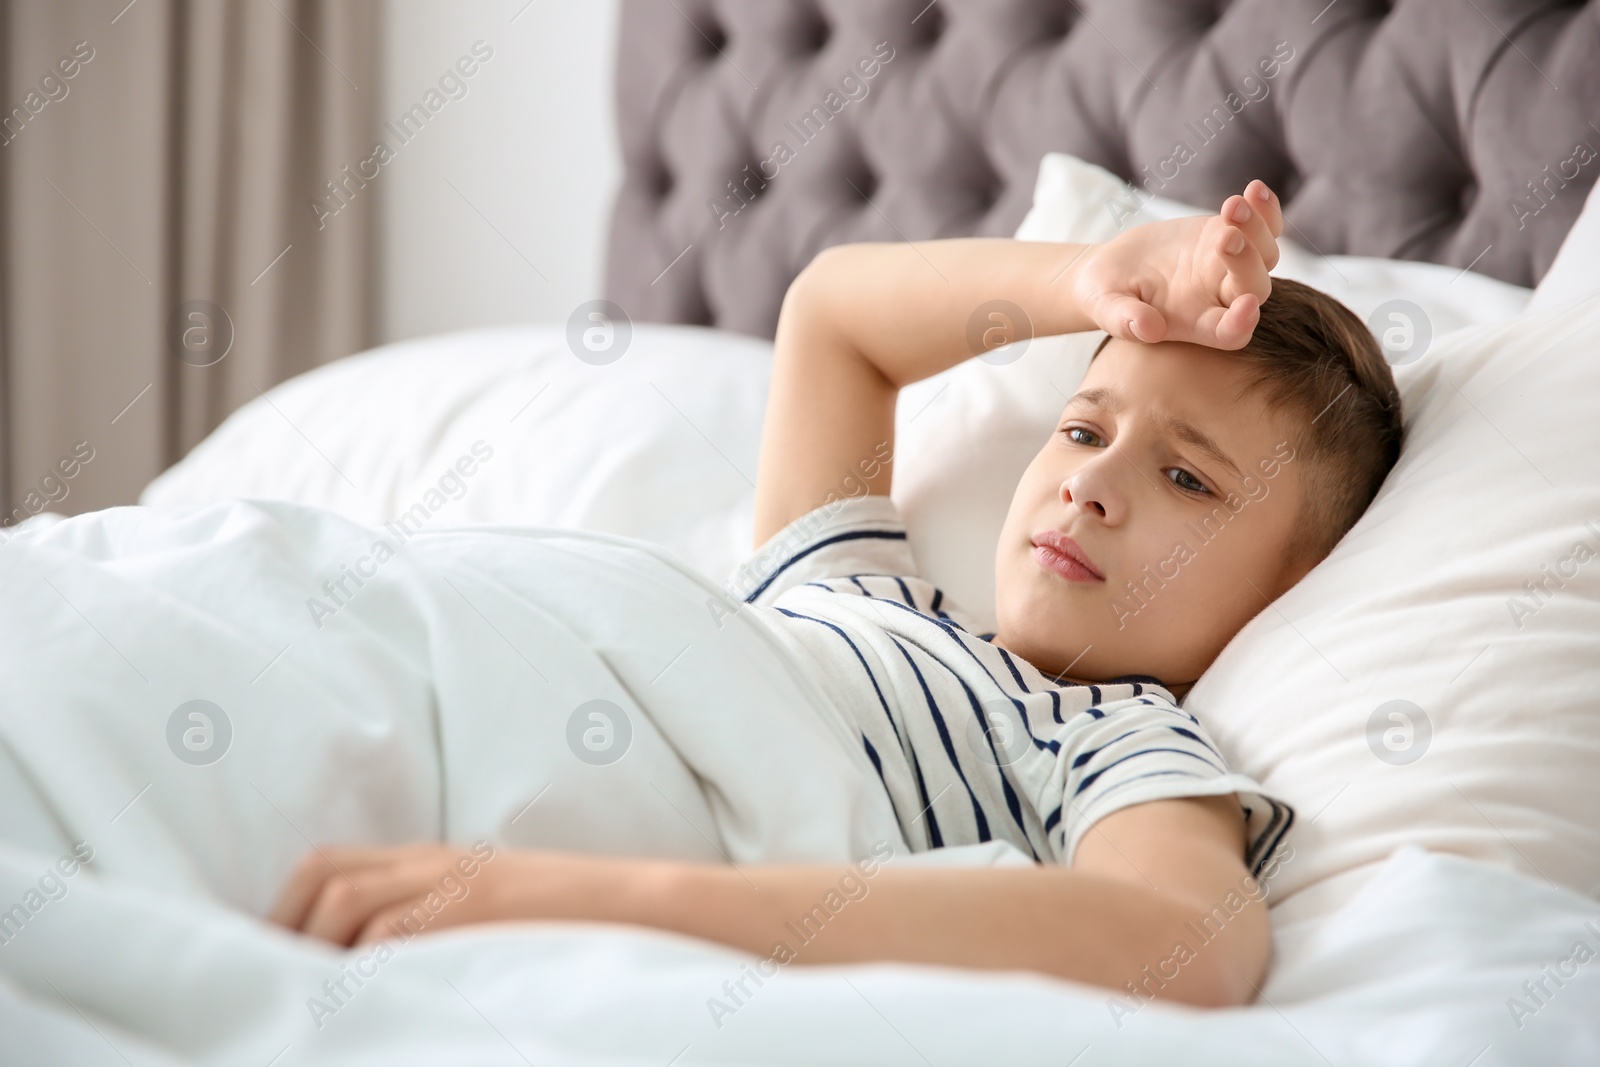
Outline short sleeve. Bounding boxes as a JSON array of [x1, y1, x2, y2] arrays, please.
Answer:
[[726, 495, 919, 606], [1054, 695, 1294, 878]]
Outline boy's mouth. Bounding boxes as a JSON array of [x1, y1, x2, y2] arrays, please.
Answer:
[[1030, 530, 1105, 583]]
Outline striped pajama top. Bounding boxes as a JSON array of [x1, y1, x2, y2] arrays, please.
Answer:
[[727, 494, 1292, 876]]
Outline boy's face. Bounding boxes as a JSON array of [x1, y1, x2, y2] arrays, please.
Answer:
[[992, 337, 1313, 687]]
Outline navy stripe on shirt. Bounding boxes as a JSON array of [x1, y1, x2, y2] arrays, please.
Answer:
[[743, 529, 908, 603]]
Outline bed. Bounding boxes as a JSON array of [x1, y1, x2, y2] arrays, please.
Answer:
[[5, 1, 1600, 1063]]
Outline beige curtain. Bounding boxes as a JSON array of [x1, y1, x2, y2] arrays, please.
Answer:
[[0, 0, 377, 521]]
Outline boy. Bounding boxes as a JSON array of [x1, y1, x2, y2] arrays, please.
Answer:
[[273, 181, 1402, 1009]]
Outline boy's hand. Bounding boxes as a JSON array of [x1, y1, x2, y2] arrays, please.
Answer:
[[268, 842, 663, 947], [1071, 180, 1284, 351]]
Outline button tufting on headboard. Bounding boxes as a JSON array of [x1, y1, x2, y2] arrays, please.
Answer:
[[606, 0, 1600, 338]]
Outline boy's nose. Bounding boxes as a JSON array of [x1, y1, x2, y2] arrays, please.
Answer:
[[1062, 481, 1105, 517], [1062, 457, 1124, 524]]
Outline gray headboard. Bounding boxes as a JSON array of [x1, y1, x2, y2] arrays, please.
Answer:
[[605, 0, 1600, 339]]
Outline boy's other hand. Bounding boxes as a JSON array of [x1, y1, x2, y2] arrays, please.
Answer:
[[1072, 179, 1284, 351]]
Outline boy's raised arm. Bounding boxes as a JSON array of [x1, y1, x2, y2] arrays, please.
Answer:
[[752, 237, 1095, 546], [751, 181, 1283, 545]]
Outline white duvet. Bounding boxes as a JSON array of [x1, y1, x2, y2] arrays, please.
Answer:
[[0, 492, 912, 878], [1, 497, 1597, 1065]]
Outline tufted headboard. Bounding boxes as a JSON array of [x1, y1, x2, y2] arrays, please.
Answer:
[[604, 0, 1600, 339]]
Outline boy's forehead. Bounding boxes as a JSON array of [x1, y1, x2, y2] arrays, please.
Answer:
[[1070, 339, 1292, 468], [1078, 337, 1265, 410]]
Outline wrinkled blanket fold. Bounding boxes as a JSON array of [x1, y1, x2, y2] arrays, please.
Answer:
[[0, 500, 905, 919]]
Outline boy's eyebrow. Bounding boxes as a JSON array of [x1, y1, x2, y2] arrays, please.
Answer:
[[1069, 387, 1115, 410], [1066, 387, 1245, 483], [1158, 414, 1244, 483]]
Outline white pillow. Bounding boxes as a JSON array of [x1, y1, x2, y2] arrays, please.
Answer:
[[1188, 296, 1600, 918], [890, 153, 1532, 630], [897, 155, 1600, 918], [142, 325, 770, 585], [1526, 170, 1600, 312]]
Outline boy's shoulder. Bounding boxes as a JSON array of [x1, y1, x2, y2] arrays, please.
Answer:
[[728, 494, 916, 606]]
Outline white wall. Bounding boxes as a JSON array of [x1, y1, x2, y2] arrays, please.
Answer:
[[376, 0, 621, 343]]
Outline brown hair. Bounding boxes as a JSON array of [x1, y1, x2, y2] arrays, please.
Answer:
[[1095, 277, 1404, 563]]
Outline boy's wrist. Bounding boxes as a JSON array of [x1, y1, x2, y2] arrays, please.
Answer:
[[609, 854, 711, 930], [1024, 241, 1103, 338], [625, 857, 757, 946]]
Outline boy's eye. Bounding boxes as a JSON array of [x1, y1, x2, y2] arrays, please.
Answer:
[[1166, 467, 1209, 494], [1064, 427, 1104, 447]]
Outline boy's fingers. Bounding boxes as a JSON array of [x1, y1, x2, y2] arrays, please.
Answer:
[[1244, 179, 1284, 239], [1213, 293, 1262, 349], [269, 853, 341, 929], [356, 903, 430, 947], [1220, 195, 1280, 271], [268, 847, 407, 929], [301, 866, 431, 946], [1100, 292, 1167, 344], [1215, 224, 1271, 304]]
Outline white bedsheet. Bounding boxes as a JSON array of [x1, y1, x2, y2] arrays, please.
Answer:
[[2, 843, 1596, 1066], [2, 501, 1597, 1065], [0, 497, 902, 899]]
